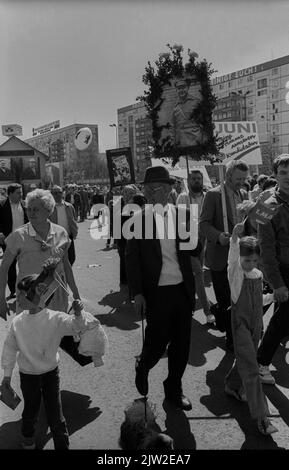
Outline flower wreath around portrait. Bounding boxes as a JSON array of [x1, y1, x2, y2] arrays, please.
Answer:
[[137, 43, 224, 165]]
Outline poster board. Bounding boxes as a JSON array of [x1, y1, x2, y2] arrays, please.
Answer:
[[106, 147, 135, 187], [199, 121, 262, 166]]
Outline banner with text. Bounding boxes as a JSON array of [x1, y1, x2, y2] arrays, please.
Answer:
[[215, 121, 262, 165]]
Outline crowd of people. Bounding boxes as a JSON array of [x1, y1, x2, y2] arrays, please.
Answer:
[[0, 154, 287, 448]]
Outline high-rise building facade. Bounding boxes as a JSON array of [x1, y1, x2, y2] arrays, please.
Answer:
[[119, 55, 289, 177], [212, 55, 289, 172], [25, 123, 99, 181], [117, 102, 153, 175]]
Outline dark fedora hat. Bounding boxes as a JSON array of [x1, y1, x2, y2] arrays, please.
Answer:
[[142, 166, 175, 185]]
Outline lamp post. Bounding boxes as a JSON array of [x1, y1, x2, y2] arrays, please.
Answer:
[[109, 123, 118, 148]]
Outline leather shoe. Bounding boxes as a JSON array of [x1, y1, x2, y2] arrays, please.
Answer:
[[164, 394, 192, 411], [135, 358, 148, 396]]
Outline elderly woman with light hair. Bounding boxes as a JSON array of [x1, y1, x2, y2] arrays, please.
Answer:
[[0, 189, 81, 319]]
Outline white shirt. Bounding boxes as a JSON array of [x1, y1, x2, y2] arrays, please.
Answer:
[[227, 237, 274, 305], [154, 204, 183, 286], [1, 308, 92, 376], [56, 203, 70, 234], [10, 201, 24, 232]]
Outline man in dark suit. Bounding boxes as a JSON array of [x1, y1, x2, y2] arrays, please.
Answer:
[[200, 160, 249, 351], [126, 166, 201, 410], [65, 185, 81, 222], [0, 183, 28, 297], [49, 185, 78, 266], [22, 158, 38, 179]]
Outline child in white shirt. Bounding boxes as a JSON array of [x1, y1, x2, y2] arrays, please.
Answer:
[[1, 274, 90, 449], [225, 222, 278, 435]]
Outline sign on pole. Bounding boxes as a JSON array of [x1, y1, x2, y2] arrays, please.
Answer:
[[106, 147, 135, 188], [2, 124, 23, 137], [215, 121, 262, 165]]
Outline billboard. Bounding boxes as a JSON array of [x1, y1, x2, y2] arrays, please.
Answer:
[[21, 157, 40, 179], [2, 124, 23, 136], [32, 120, 60, 136]]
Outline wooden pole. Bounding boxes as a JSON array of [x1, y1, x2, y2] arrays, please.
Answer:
[[185, 155, 192, 204], [219, 165, 229, 233]]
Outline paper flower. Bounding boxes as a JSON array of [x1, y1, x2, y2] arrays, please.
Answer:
[[189, 51, 199, 59], [236, 200, 255, 217], [159, 52, 170, 59], [172, 44, 183, 52]]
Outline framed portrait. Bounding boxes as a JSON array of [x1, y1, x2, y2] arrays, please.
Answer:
[[106, 147, 135, 187], [0, 158, 13, 180], [139, 46, 218, 164], [157, 76, 207, 155], [21, 156, 40, 180]]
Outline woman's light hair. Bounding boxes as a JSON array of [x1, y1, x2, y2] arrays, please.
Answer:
[[26, 189, 55, 214]]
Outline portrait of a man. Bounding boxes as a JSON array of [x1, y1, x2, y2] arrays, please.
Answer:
[[170, 78, 203, 148], [22, 157, 39, 179], [0, 159, 12, 180], [157, 75, 206, 155]]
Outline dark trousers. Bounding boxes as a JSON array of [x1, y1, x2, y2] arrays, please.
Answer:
[[139, 283, 192, 399], [117, 240, 127, 285], [79, 204, 86, 221], [258, 267, 289, 366], [257, 300, 289, 366], [210, 268, 233, 343], [73, 204, 80, 221], [68, 236, 76, 266], [2, 244, 17, 294], [19, 367, 69, 449]]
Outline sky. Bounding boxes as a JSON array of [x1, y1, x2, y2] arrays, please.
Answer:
[[1, 0, 289, 151]]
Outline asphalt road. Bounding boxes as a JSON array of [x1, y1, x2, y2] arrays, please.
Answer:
[[0, 218, 289, 450]]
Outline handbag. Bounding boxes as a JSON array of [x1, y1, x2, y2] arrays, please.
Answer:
[[59, 305, 93, 366], [59, 335, 93, 366]]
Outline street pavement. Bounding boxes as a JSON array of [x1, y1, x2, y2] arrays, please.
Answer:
[[1, 217, 289, 450]]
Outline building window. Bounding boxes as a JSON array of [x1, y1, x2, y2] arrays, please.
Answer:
[[257, 89, 267, 96], [238, 78, 243, 85], [228, 82, 231, 88], [247, 75, 254, 82], [257, 78, 268, 89], [247, 108, 254, 115], [272, 68, 279, 75], [219, 84, 224, 90], [272, 79, 279, 88]]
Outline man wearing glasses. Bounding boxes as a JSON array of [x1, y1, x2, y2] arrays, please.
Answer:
[[50, 185, 78, 266], [126, 166, 200, 410]]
